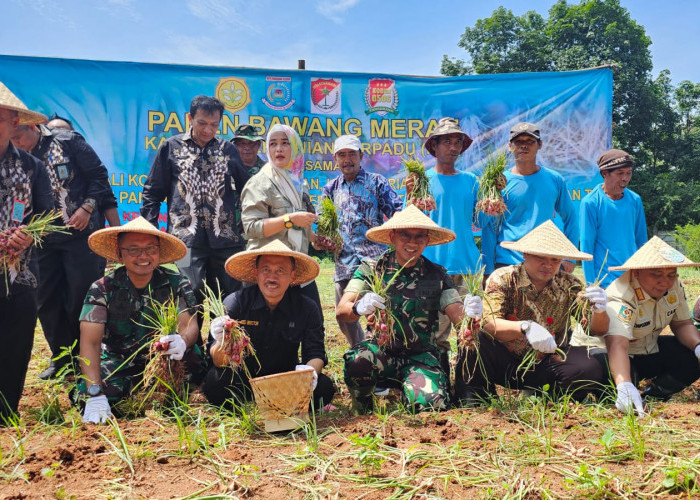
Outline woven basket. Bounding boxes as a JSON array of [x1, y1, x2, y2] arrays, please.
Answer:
[[249, 369, 314, 432]]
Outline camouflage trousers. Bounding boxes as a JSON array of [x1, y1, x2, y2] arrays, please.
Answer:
[[343, 340, 448, 413], [74, 345, 207, 411]]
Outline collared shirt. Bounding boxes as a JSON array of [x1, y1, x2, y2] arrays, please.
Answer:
[[485, 263, 583, 356], [246, 156, 265, 177], [579, 184, 647, 287], [207, 285, 328, 376], [30, 125, 116, 240], [570, 272, 690, 355], [320, 168, 402, 281], [0, 143, 53, 297], [345, 251, 461, 357], [141, 130, 250, 249], [80, 266, 198, 362]]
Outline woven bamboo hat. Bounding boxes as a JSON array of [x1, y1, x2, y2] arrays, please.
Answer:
[[500, 220, 592, 261], [88, 216, 187, 264], [0, 81, 47, 125], [365, 204, 455, 246], [609, 236, 699, 271], [224, 239, 320, 285]]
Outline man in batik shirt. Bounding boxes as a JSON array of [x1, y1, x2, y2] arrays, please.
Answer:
[[0, 82, 53, 421], [78, 217, 205, 423], [12, 118, 118, 379], [141, 95, 250, 307], [338, 206, 465, 413], [457, 221, 608, 405], [315, 134, 402, 347]]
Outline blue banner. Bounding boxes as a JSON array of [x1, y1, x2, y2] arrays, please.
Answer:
[[0, 55, 612, 225]]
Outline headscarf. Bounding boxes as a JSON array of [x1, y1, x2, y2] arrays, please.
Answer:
[[266, 124, 305, 197]]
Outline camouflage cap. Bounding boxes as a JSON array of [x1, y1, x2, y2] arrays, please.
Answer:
[[425, 117, 472, 156], [509, 122, 541, 141], [233, 124, 264, 142]]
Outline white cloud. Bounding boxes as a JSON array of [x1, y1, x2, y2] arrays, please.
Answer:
[[185, 0, 258, 32], [316, 0, 360, 24]]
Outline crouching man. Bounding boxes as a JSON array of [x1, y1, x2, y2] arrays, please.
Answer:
[[571, 237, 700, 416], [338, 205, 466, 414], [457, 221, 609, 405], [78, 217, 206, 423], [203, 240, 336, 411]]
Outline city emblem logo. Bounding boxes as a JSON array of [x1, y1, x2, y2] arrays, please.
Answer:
[[310, 78, 341, 115], [262, 76, 295, 111], [215, 77, 251, 113], [364, 78, 398, 116]]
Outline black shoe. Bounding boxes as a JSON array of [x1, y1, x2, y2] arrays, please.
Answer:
[[39, 360, 74, 380], [454, 388, 486, 408]]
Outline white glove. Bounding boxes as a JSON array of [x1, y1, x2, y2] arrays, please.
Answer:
[[525, 322, 557, 354], [583, 286, 608, 313], [616, 381, 645, 417], [296, 364, 318, 390], [694, 344, 700, 360], [355, 292, 386, 316], [160, 334, 187, 361], [463, 294, 483, 318], [83, 395, 112, 424], [210, 315, 229, 344]]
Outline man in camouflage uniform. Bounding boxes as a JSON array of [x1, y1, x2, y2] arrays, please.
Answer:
[[231, 123, 265, 176], [457, 221, 608, 405], [78, 217, 205, 423], [337, 205, 466, 413], [11, 118, 119, 379]]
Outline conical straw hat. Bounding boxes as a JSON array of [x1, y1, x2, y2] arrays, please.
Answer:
[[0, 81, 47, 125], [365, 204, 455, 246], [500, 220, 592, 261], [609, 236, 698, 271], [88, 216, 187, 264], [225, 239, 320, 285]]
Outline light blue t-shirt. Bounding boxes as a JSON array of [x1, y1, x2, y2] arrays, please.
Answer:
[[481, 166, 578, 273], [579, 184, 647, 287], [421, 169, 482, 275]]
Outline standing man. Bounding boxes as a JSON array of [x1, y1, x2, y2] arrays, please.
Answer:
[[78, 217, 205, 423], [407, 117, 481, 381], [231, 123, 265, 176], [572, 237, 700, 417], [481, 122, 578, 275], [203, 240, 335, 411], [315, 135, 402, 347], [580, 149, 647, 288], [141, 95, 250, 312], [11, 113, 118, 379], [338, 206, 465, 413], [0, 82, 53, 420]]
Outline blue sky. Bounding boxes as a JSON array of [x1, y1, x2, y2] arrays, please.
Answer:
[[1, 0, 697, 84]]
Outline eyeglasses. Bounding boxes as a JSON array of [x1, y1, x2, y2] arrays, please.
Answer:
[[394, 231, 429, 244], [119, 245, 160, 257]]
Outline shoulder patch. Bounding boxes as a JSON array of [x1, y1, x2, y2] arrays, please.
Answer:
[[618, 305, 633, 323]]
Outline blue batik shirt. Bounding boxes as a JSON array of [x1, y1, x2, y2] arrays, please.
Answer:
[[320, 168, 402, 281]]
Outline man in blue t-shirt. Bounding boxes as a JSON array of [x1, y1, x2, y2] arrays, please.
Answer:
[[481, 122, 578, 275], [579, 149, 647, 288], [406, 117, 481, 385]]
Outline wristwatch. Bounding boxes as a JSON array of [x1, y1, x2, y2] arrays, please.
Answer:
[[283, 214, 294, 229], [87, 384, 103, 397], [520, 320, 531, 335], [352, 301, 360, 316]]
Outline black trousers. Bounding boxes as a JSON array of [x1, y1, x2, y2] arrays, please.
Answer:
[[592, 336, 700, 396], [455, 331, 605, 402], [0, 290, 38, 419], [202, 365, 336, 412], [37, 236, 104, 359]]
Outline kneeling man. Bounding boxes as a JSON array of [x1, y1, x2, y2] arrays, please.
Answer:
[[203, 240, 336, 410]]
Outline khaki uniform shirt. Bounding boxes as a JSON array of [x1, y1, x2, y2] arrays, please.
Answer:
[[570, 272, 690, 355]]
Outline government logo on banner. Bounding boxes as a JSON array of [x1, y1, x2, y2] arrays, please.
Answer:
[[310, 78, 341, 115], [215, 77, 251, 113], [262, 76, 295, 111], [364, 78, 398, 116]]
